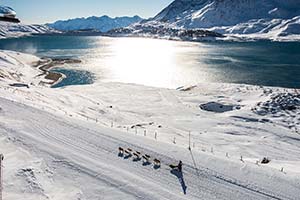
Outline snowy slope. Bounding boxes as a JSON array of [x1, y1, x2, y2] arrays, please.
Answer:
[[1, 50, 300, 199], [47, 15, 143, 32], [0, 21, 58, 39], [144, 0, 300, 41], [0, 50, 46, 84]]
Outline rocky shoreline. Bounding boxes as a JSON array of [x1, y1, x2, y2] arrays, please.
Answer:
[[34, 58, 81, 86]]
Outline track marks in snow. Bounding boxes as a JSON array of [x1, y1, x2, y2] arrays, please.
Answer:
[[0, 97, 298, 200]]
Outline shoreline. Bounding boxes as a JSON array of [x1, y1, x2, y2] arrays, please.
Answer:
[[34, 57, 81, 86]]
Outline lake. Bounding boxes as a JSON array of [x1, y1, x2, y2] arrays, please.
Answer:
[[0, 35, 300, 88]]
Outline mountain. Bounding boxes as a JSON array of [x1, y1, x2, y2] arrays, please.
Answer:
[[144, 0, 300, 41], [0, 21, 59, 39], [106, 23, 223, 42], [47, 15, 143, 32]]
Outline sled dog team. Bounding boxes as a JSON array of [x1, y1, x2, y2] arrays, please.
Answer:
[[119, 147, 161, 167]]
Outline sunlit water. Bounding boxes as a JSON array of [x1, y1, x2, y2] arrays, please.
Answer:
[[1, 36, 300, 88]]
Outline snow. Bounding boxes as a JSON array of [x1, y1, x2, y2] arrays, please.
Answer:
[[106, 23, 223, 42], [1, 50, 300, 199], [142, 0, 300, 41], [47, 15, 143, 32], [0, 21, 58, 39]]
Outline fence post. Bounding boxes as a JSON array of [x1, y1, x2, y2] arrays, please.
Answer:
[[155, 131, 157, 140], [0, 154, 4, 200], [144, 130, 147, 136], [240, 155, 244, 162]]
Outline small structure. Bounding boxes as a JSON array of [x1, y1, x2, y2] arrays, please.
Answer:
[[0, 6, 20, 23]]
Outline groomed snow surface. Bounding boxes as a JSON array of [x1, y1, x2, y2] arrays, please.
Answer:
[[0, 50, 300, 199]]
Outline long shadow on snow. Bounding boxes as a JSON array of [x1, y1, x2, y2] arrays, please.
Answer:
[[170, 169, 187, 195]]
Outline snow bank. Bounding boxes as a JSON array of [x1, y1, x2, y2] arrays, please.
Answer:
[[0, 50, 51, 86]]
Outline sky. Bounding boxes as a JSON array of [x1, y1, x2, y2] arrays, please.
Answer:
[[1, 0, 173, 24]]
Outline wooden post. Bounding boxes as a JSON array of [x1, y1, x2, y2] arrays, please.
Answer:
[[0, 154, 3, 200], [240, 155, 243, 162], [155, 131, 157, 140]]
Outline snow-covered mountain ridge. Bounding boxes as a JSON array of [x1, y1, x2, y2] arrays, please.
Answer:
[[106, 23, 224, 42], [47, 15, 143, 32], [0, 21, 58, 39], [142, 0, 300, 41]]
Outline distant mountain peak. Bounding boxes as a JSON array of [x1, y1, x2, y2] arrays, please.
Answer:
[[47, 15, 143, 32], [152, 0, 300, 27], [141, 0, 300, 40]]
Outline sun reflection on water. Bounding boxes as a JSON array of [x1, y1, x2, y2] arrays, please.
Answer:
[[108, 37, 182, 87], [87, 37, 213, 88]]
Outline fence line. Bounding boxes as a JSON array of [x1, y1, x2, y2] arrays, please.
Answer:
[[32, 111, 285, 175], [109, 122, 287, 174]]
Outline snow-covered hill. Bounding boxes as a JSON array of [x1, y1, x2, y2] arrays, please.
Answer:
[[143, 0, 300, 41], [47, 15, 143, 32], [0, 21, 58, 39], [1, 50, 300, 199]]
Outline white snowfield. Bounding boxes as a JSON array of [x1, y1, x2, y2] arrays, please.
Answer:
[[0, 50, 300, 199], [0, 21, 58, 39]]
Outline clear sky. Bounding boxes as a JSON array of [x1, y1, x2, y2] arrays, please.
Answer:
[[1, 0, 173, 24]]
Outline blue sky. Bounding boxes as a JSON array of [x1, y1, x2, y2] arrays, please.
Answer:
[[1, 0, 173, 24]]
